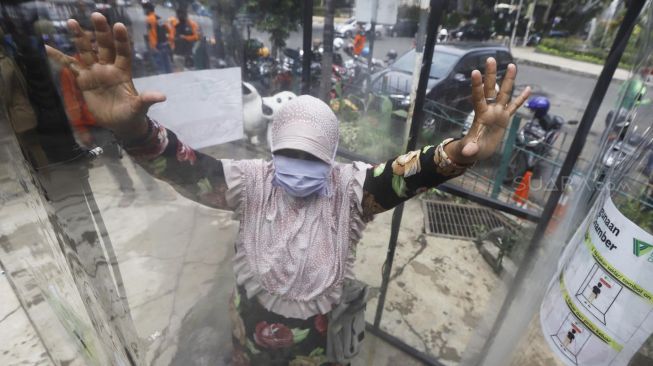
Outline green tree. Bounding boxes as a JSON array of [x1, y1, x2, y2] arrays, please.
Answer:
[[245, 0, 303, 58], [320, 0, 335, 102], [548, 0, 612, 34]]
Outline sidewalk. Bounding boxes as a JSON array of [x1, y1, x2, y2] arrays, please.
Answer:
[[511, 46, 631, 82], [312, 15, 351, 26]]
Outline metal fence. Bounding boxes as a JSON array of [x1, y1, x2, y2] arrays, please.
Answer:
[[421, 98, 594, 217]]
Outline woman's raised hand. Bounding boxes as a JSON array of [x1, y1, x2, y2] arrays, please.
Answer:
[[446, 57, 531, 164], [46, 12, 166, 139]]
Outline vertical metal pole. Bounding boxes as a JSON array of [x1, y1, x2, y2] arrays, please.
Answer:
[[366, 0, 379, 70], [373, 0, 445, 329], [302, 0, 314, 95], [402, 0, 431, 143], [476, 1, 646, 364], [492, 116, 520, 199], [509, 0, 523, 49], [522, 0, 536, 47]]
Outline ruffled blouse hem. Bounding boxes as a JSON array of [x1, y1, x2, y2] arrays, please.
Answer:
[[233, 249, 347, 319]]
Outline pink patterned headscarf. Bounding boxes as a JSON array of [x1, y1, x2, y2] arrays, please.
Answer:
[[269, 95, 339, 164]]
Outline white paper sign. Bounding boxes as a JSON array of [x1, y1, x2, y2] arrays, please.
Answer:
[[354, 0, 399, 25], [133, 68, 243, 149], [541, 188, 653, 366]]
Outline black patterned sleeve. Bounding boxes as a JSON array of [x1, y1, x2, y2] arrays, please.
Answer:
[[361, 143, 469, 218], [122, 118, 230, 210]]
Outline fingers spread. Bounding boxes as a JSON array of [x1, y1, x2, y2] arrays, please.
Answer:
[[497, 63, 516, 106], [471, 70, 487, 115], [45, 45, 74, 65], [45, 45, 82, 76], [507, 86, 531, 115], [113, 23, 132, 72], [91, 12, 115, 64], [67, 19, 96, 67], [483, 57, 497, 98]]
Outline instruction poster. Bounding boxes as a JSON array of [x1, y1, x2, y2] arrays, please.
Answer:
[[540, 189, 653, 366]]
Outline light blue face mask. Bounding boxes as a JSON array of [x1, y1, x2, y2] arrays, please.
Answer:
[[272, 155, 331, 198]]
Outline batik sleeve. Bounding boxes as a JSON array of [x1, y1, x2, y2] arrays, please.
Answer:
[[122, 117, 230, 210], [361, 141, 470, 218]]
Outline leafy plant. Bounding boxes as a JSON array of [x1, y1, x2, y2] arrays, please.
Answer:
[[536, 37, 635, 70], [397, 5, 421, 22], [245, 0, 302, 57], [614, 194, 653, 234], [335, 92, 405, 161]]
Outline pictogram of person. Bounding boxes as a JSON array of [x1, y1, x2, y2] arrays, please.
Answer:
[[563, 329, 576, 347], [589, 282, 603, 302]]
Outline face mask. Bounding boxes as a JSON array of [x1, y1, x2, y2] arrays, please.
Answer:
[[272, 155, 331, 198]]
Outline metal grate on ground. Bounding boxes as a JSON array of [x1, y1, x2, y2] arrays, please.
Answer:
[[421, 199, 518, 240]]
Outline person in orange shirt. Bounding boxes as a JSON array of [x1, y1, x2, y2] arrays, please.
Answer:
[[59, 19, 158, 206], [143, 2, 172, 74], [167, 7, 200, 70], [353, 24, 366, 56]]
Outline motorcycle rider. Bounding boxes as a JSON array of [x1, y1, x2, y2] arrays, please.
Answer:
[[526, 96, 561, 133], [353, 24, 366, 56], [385, 49, 398, 65], [503, 96, 563, 184]]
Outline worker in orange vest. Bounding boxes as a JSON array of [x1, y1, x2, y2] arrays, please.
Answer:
[[143, 2, 172, 74], [168, 7, 200, 71], [353, 24, 366, 56]]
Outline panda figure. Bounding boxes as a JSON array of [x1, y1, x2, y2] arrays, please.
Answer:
[[242, 83, 297, 146], [241, 82, 266, 145]]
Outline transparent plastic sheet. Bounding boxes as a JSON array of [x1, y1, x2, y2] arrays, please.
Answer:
[[5, 1, 651, 365], [374, 13, 623, 366], [459, 2, 653, 365], [0, 1, 424, 365], [0, 103, 111, 365]]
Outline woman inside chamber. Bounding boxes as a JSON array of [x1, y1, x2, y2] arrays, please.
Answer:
[[46, 13, 530, 366]]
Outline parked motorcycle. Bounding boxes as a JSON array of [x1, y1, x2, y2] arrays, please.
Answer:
[[278, 47, 348, 98], [504, 96, 578, 184], [601, 135, 641, 171], [342, 54, 385, 93], [311, 40, 345, 67], [597, 109, 647, 182]]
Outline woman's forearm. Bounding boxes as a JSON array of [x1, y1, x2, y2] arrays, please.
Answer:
[[122, 117, 230, 210]]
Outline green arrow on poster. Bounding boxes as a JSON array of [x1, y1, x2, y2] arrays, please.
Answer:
[[633, 238, 653, 257]]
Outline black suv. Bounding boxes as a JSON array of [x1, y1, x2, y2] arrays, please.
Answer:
[[371, 43, 514, 122], [388, 18, 419, 37]]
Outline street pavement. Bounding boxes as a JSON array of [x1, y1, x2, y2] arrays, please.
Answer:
[[511, 46, 631, 82]]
